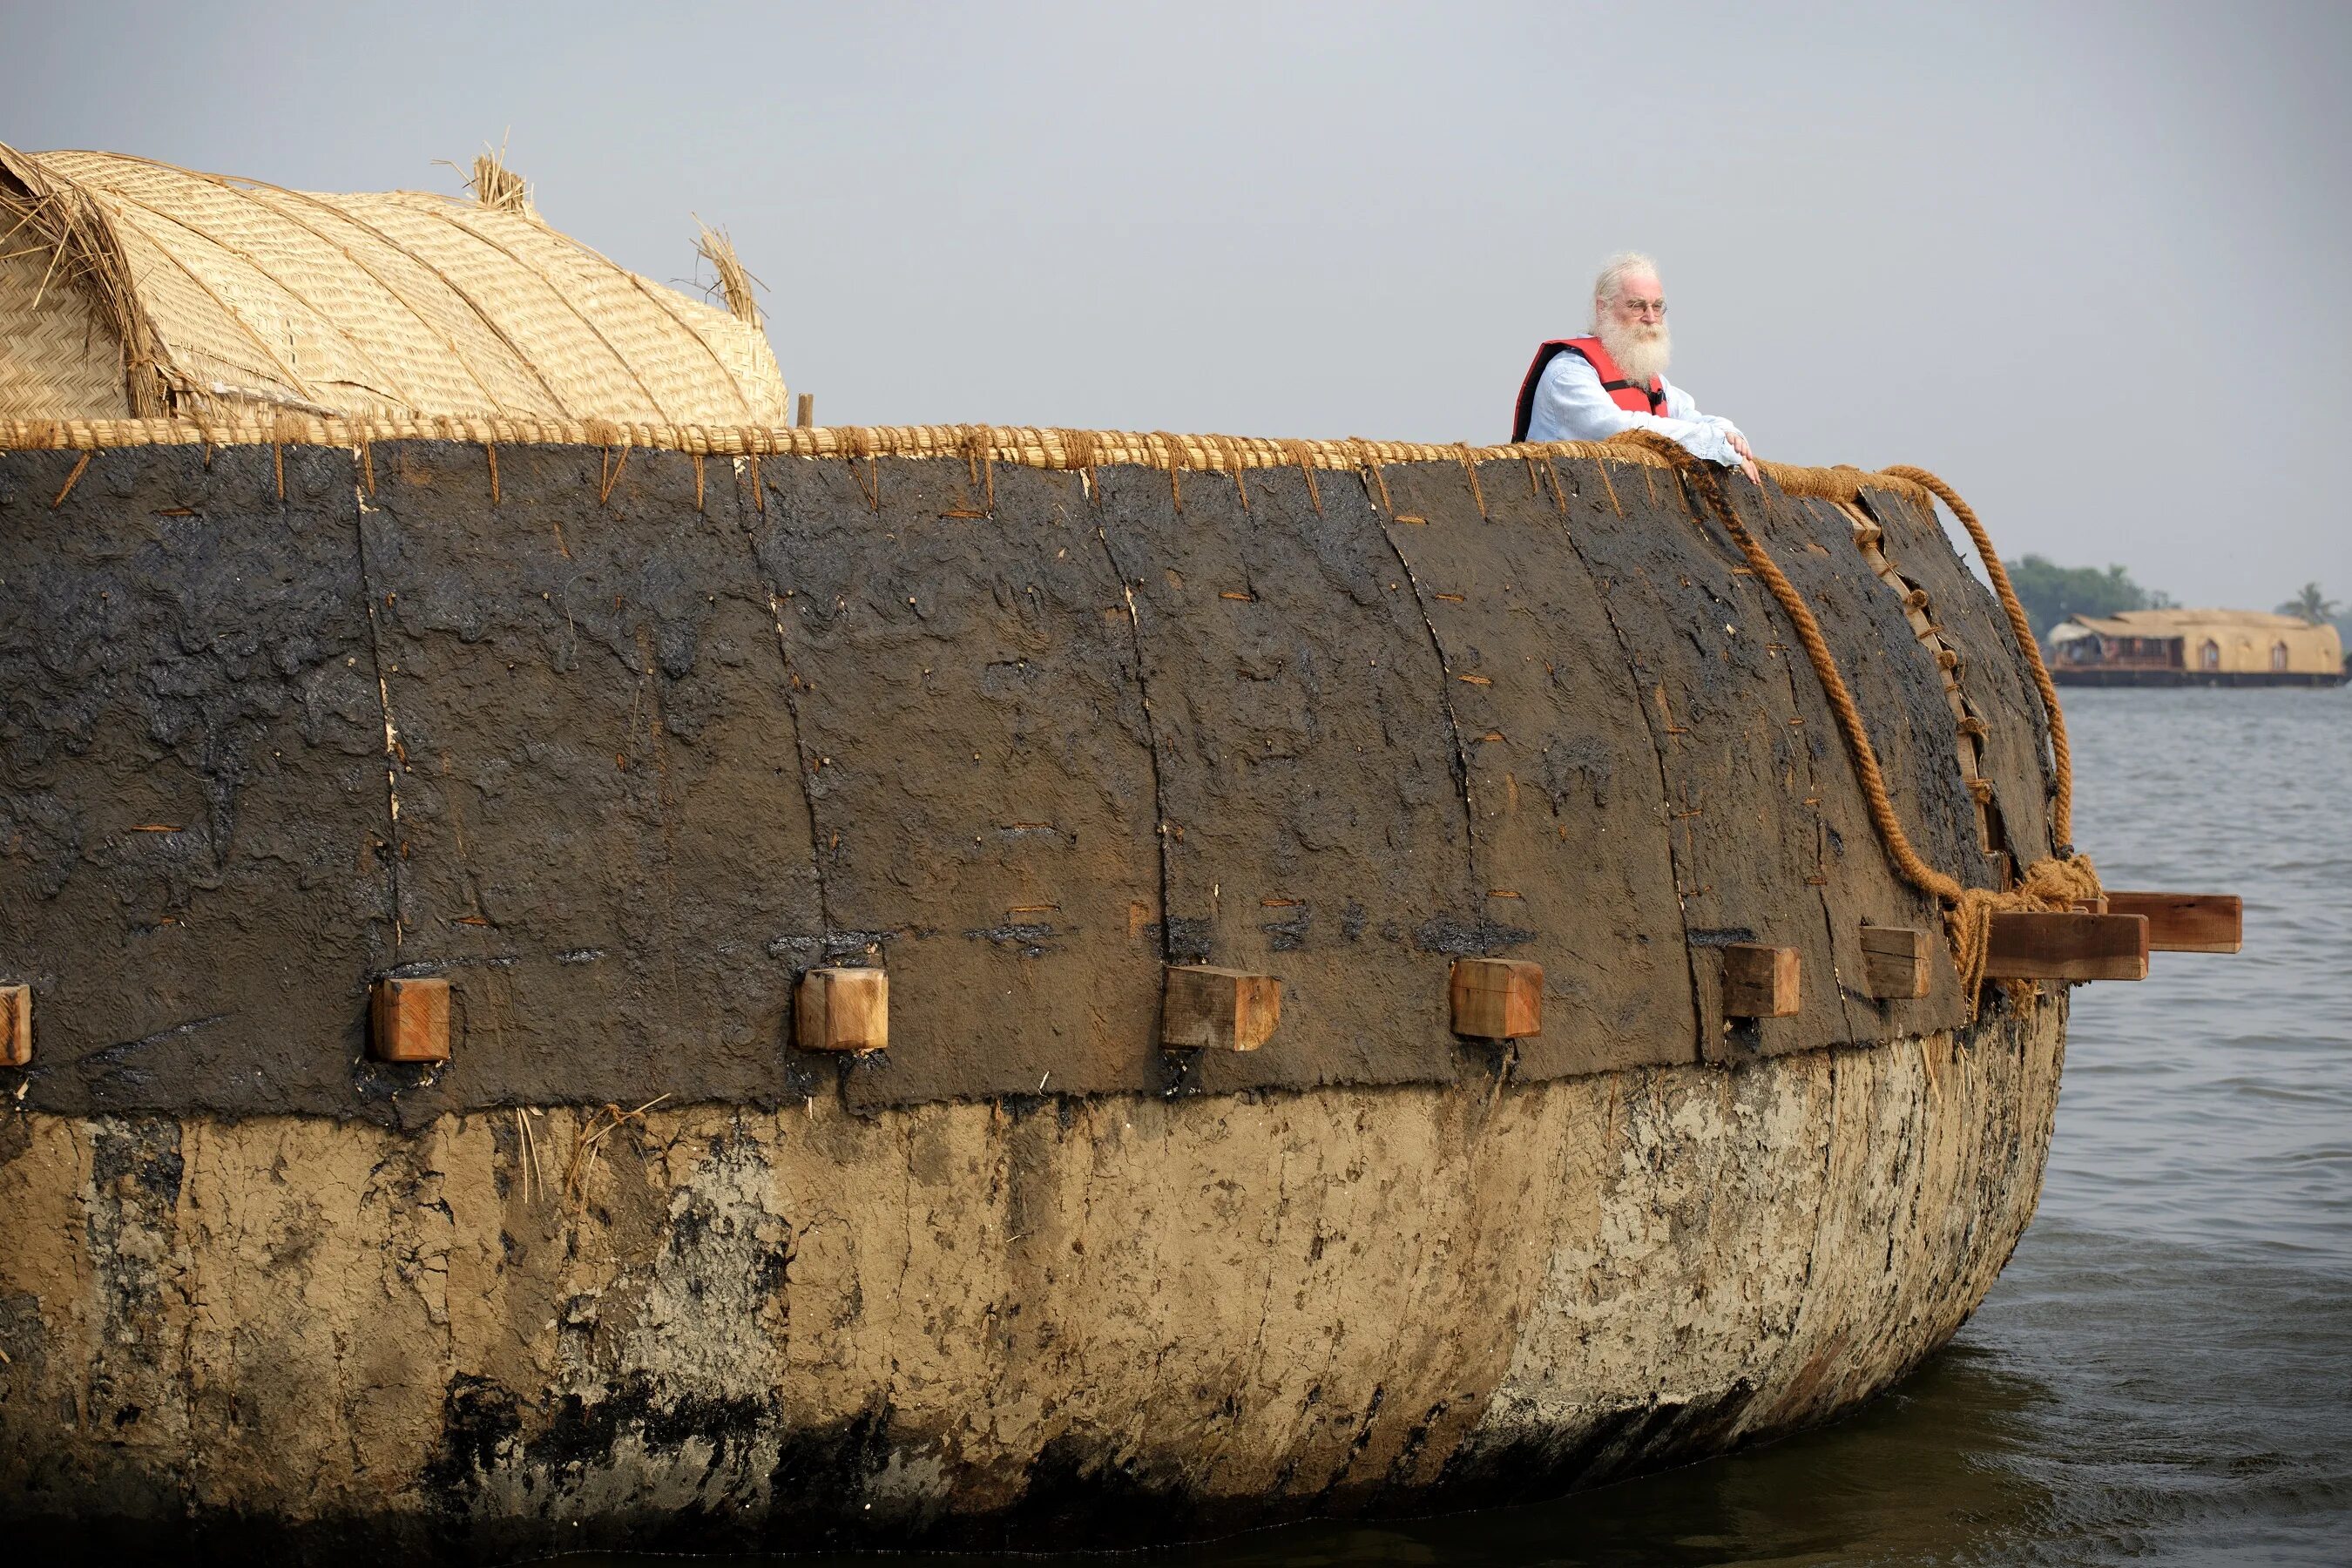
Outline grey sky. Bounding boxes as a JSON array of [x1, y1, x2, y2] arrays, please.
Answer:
[[7, 0, 2348, 609]]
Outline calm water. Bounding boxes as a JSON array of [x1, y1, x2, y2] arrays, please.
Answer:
[[570, 688, 2352, 1567]]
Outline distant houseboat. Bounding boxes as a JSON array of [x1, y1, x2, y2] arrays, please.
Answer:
[[2048, 609, 2348, 686]]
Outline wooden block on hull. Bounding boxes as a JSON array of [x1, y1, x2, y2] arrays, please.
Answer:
[[1450, 958, 1544, 1040], [797, 967, 889, 1054], [2105, 892, 2242, 953], [0, 984, 29, 1068], [1857, 925, 1932, 1000], [1722, 944, 1800, 1018], [1161, 965, 1281, 1052], [1984, 912, 2148, 981], [370, 977, 451, 1064]]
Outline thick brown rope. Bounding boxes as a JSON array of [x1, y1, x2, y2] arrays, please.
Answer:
[[1610, 432, 2097, 1011], [1880, 464, 2075, 849]]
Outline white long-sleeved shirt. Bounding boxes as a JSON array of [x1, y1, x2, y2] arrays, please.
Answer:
[[1522, 348, 1745, 467]]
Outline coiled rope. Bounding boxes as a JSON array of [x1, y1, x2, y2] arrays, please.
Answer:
[[1605, 432, 2099, 1011]]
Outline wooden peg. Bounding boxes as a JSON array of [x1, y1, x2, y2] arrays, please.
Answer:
[[2104, 892, 2241, 953], [794, 392, 815, 429], [370, 977, 451, 1063], [796, 966, 889, 1053], [1723, 943, 1801, 1017], [1858, 925, 1932, 1000], [1161, 964, 1281, 1052], [0, 984, 29, 1068], [1450, 957, 1544, 1039], [1983, 912, 2147, 981]]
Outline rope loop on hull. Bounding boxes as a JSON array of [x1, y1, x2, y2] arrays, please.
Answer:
[[1605, 430, 2099, 1013]]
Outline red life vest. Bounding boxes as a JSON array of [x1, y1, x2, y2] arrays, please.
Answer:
[[1511, 335, 1666, 443]]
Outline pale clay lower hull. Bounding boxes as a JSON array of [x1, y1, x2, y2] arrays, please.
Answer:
[[0, 1000, 2062, 1555]]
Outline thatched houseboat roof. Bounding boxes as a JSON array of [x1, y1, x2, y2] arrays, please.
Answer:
[[2051, 607, 2342, 674], [0, 144, 789, 426]]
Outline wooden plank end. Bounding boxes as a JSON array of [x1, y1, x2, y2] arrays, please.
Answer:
[[1162, 964, 1281, 1052], [0, 983, 29, 1068], [797, 966, 889, 1053], [1450, 957, 1544, 1039], [1984, 912, 2147, 982], [2105, 891, 2242, 954], [371, 976, 452, 1064], [1857, 924, 1932, 1000], [1722, 943, 1801, 1017]]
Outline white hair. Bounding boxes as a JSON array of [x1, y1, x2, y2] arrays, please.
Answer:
[[1590, 251, 1662, 328]]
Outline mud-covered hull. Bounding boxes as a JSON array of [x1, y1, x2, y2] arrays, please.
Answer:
[[0, 422, 2065, 1556]]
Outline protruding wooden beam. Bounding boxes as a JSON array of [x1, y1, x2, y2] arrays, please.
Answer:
[[1857, 925, 1932, 1000], [1723, 943, 1801, 1017], [1161, 964, 1281, 1052], [1450, 957, 1544, 1040], [2105, 892, 2242, 953], [1984, 912, 2147, 981], [795, 392, 815, 429], [797, 966, 889, 1053], [0, 984, 29, 1068], [370, 977, 451, 1063]]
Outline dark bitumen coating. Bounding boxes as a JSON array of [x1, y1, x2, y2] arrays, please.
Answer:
[[1558, 460, 1851, 1058], [1376, 456, 1701, 1079], [1736, 482, 1979, 1036], [0, 442, 2052, 1117], [1857, 485, 2058, 862], [1098, 460, 1480, 1097], [0, 443, 395, 1118], [752, 456, 1166, 1109]]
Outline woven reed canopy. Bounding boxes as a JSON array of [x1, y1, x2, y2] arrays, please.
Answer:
[[0, 143, 790, 426]]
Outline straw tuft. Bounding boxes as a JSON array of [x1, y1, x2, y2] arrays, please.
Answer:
[[693, 220, 762, 327], [466, 149, 532, 217]]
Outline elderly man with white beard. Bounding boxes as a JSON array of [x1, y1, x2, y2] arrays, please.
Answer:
[[1511, 252, 1759, 483]]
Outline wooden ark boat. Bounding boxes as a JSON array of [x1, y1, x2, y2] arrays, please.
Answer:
[[0, 145, 2207, 1562]]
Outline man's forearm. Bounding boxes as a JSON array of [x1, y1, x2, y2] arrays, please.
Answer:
[[1612, 410, 1740, 466], [1531, 368, 1740, 467]]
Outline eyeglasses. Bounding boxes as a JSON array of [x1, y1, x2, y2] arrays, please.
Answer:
[[1613, 296, 1668, 317]]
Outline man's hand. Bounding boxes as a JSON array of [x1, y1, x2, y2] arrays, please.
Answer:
[[1725, 427, 1759, 484]]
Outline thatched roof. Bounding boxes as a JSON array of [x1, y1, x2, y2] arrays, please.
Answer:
[[2052, 607, 2342, 674], [2059, 609, 2315, 638], [0, 144, 789, 426]]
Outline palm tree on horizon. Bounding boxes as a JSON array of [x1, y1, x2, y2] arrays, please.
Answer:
[[2276, 582, 2340, 625]]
